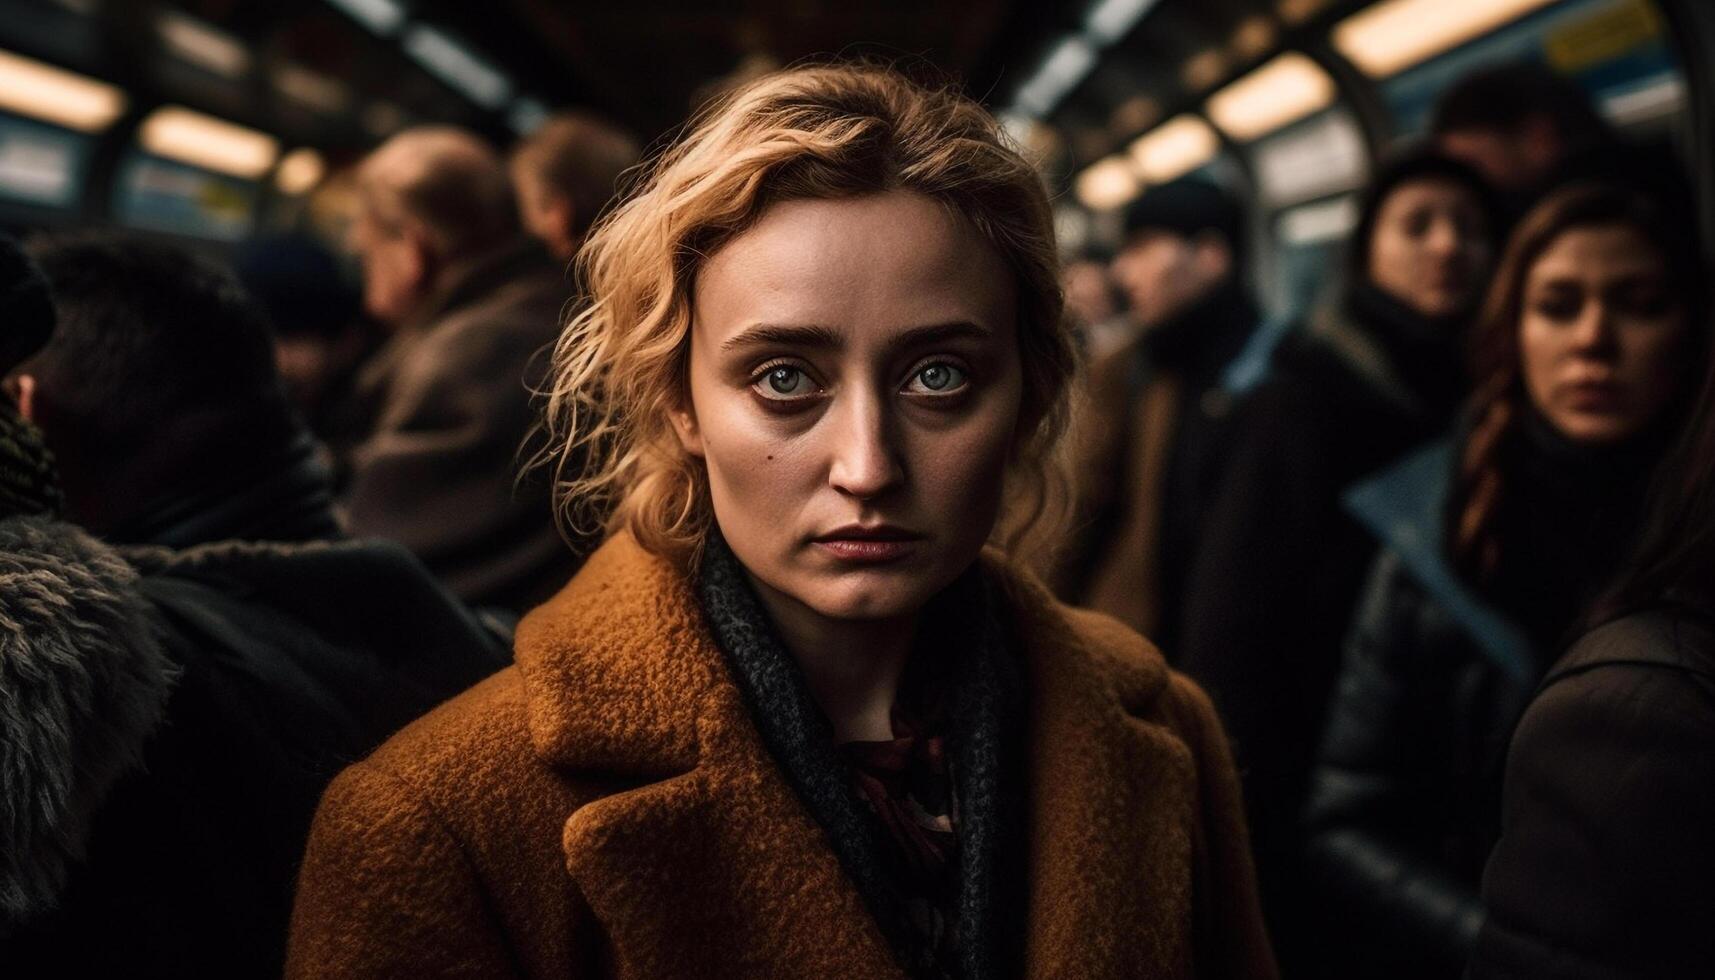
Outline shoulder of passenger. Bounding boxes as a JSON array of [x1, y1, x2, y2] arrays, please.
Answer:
[[349, 667, 576, 822]]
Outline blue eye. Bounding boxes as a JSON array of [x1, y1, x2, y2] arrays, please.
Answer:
[[756, 365, 816, 399], [906, 362, 967, 394]]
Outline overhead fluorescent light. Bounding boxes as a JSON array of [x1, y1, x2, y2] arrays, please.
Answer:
[[273, 64, 351, 115], [157, 11, 250, 79], [138, 105, 279, 179], [402, 24, 512, 110], [1013, 35, 1097, 117], [1085, 0, 1164, 46], [1277, 0, 1330, 26], [1075, 156, 1142, 211], [1206, 52, 1336, 142], [1109, 95, 1160, 137], [276, 148, 326, 195], [362, 100, 407, 138], [1180, 49, 1229, 93], [509, 96, 549, 136], [0, 48, 126, 132], [326, 0, 406, 37], [1230, 15, 1279, 60], [1333, 0, 1559, 78], [1128, 114, 1220, 183]]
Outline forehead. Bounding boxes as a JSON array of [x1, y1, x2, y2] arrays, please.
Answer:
[[1381, 177, 1477, 210], [1530, 224, 1662, 282], [693, 191, 1015, 342]]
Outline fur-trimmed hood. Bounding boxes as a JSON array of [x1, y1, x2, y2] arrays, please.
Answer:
[[0, 516, 177, 928]]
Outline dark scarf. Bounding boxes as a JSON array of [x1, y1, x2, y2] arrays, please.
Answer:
[[105, 429, 341, 549], [696, 534, 1025, 980], [1139, 282, 1259, 380], [1489, 408, 1667, 656], [1345, 281, 1470, 424]]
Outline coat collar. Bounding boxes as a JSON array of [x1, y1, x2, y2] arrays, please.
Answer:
[[1343, 439, 1534, 682], [512, 533, 1191, 977]]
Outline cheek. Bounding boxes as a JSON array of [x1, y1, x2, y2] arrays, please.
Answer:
[[1620, 320, 1691, 393], [691, 387, 817, 538], [906, 388, 1023, 539], [1517, 319, 1561, 402]]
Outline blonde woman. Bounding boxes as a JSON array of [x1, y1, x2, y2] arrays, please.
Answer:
[[287, 63, 1274, 980]]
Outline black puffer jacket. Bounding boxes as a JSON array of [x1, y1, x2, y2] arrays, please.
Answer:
[[1471, 605, 1715, 979], [1304, 425, 1655, 979], [0, 517, 507, 978]]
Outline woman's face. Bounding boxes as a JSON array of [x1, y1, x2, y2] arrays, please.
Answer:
[[1520, 224, 1690, 445], [1367, 177, 1492, 319], [680, 190, 1023, 624]]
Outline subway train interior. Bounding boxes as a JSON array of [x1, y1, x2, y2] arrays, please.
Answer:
[[0, 0, 1710, 302], [4, 0, 1715, 978]]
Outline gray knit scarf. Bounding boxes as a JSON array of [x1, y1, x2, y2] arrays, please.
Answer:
[[697, 533, 1026, 980]]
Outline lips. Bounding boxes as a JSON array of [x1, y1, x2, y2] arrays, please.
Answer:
[[1564, 379, 1625, 410], [811, 524, 924, 562]]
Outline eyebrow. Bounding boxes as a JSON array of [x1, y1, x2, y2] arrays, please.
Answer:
[[719, 320, 993, 353]]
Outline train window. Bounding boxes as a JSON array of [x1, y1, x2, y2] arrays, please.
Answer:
[[1376, 0, 1682, 138], [0, 112, 90, 209], [112, 151, 259, 241], [1250, 109, 1368, 210]]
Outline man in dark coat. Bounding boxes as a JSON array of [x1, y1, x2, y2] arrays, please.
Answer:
[[1049, 177, 1268, 654], [0, 236, 507, 977], [345, 126, 585, 614]]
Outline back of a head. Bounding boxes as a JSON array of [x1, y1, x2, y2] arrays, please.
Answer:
[[23, 234, 295, 524], [358, 126, 519, 262], [1121, 177, 1246, 263], [510, 112, 642, 244], [1431, 61, 1610, 151]]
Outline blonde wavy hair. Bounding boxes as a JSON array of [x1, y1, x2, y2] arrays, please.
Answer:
[[536, 62, 1075, 569]]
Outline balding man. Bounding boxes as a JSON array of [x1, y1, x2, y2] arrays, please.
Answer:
[[345, 126, 578, 614], [509, 112, 640, 262]]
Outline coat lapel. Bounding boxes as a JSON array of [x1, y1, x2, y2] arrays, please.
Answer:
[[1006, 580, 1200, 978], [516, 536, 1209, 979], [515, 536, 904, 978]]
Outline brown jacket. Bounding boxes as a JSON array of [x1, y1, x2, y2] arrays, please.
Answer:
[[1052, 335, 1181, 637], [344, 241, 576, 612], [287, 534, 1276, 979]]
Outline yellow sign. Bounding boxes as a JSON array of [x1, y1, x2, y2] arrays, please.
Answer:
[[1545, 0, 1663, 73]]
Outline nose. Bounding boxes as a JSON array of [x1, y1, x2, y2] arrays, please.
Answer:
[[1568, 300, 1620, 359], [1424, 217, 1461, 260], [826, 385, 904, 500]]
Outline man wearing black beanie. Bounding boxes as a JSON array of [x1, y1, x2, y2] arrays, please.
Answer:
[[1048, 176, 1267, 656]]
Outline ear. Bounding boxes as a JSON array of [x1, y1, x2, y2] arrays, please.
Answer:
[[670, 403, 705, 458], [15, 374, 36, 422], [402, 226, 436, 291], [548, 197, 577, 241], [1192, 232, 1233, 281]]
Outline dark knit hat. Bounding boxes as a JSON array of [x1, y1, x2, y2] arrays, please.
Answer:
[[0, 234, 62, 519], [1348, 147, 1500, 282], [1121, 177, 1245, 255], [1, 233, 54, 375]]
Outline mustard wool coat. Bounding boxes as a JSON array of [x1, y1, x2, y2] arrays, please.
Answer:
[[286, 533, 1277, 979]]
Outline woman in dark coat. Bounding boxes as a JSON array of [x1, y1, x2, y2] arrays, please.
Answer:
[[286, 64, 1275, 980], [1302, 181, 1708, 979], [1470, 295, 1715, 979], [1176, 150, 1497, 965]]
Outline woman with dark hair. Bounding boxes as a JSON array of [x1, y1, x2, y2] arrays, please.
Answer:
[[286, 63, 1275, 979], [1177, 149, 1496, 966], [1469, 282, 1715, 977], [1303, 181, 1708, 979]]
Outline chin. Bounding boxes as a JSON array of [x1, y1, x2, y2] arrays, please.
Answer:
[[798, 566, 952, 622]]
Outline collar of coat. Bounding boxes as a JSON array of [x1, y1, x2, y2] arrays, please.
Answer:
[[512, 532, 1219, 977]]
